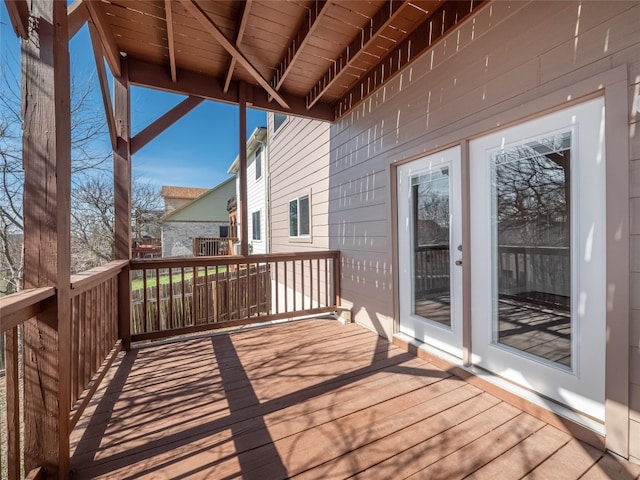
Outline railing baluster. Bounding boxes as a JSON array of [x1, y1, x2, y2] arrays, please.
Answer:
[[180, 267, 186, 327], [6, 325, 20, 480], [316, 258, 321, 309], [324, 258, 329, 306], [284, 260, 289, 313], [143, 268, 149, 333], [169, 268, 174, 329], [275, 259, 279, 314], [205, 265, 210, 322]]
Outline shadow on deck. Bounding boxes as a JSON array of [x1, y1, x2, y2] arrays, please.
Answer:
[[70, 319, 640, 479]]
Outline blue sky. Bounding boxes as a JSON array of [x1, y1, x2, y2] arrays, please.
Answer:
[[0, 3, 267, 189]]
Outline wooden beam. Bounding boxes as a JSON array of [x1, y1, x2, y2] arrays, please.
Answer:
[[272, 0, 330, 92], [223, 0, 252, 93], [164, 0, 177, 82], [127, 58, 335, 122], [5, 0, 29, 39], [239, 82, 248, 256], [131, 96, 204, 154], [84, 0, 121, 77], [87, 20, 117, 150], [335, 0, 485, 117], [113, 58, 131, 261], [113, 58, 132, 350], [21, 0, 72, 475], [306, 0, 415, 109], [67, 0, 87, 40], [178, 0, 290, 110]]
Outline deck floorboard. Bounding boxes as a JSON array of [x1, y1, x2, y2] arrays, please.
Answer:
[[70, 319, 640, 479]]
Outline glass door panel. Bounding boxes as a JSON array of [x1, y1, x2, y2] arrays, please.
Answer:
[[492, 132, 572, 367], [412, 168, 451, 326]]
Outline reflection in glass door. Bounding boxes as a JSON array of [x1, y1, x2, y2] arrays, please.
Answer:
[[398, 146, 462, 359], [492, 132, 572, 367], [412, 168, 451, 326]]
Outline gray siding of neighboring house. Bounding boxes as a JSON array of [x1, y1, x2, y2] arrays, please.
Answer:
[[269, 0, 640, 460]]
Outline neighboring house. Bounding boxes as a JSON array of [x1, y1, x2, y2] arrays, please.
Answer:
[[161, 178, 235, 257], [267, 1, 638, 455], [228, 127, 268, 254], [160, 185, 209, 215]]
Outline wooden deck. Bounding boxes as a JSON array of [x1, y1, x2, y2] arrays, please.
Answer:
[[70, 319, 640, 479]]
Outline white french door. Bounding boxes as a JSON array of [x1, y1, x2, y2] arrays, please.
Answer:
[[469, 97, 606, 421], [397, 146, 463, 359], [396, 98, 606, 423]]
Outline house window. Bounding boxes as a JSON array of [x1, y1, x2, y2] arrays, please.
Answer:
[[255, 146, 262, 180], [274, 113, 287, 132], [219, 226, 229, 238], [252, 211, 261, 241], [289, 195, 310, 237]]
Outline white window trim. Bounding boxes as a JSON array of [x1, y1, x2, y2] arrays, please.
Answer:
[[251, 210, 262, 242], [255, 146, 262, 181], [288, 193, 312, 243]]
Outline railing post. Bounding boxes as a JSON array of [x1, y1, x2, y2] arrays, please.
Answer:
[[21, 0, 72, 476], [333, 252, 341, 308]]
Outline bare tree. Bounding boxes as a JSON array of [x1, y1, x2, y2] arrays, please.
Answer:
[[0, 54, 110, 292], [71, 175, 163, 273]]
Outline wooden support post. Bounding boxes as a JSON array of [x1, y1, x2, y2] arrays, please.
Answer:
[[238, 82, 249, 256], [21, 0, 72, 476], [114, 57, 132, 350]]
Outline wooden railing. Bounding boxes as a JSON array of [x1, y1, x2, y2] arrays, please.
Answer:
[[1, 260, 128, 479], [68, 261, 129, 428], [193, 237, 235, 256], [129, 251, 341, 342], [1, 287, 55, 480]]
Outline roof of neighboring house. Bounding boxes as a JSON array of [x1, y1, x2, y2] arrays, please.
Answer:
[[164, 177, 236, 223], [228, 127, 267, 174], [160, 186, 210, 200]]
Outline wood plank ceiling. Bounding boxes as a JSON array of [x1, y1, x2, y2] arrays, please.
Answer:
[[84, 0, 485, 121]]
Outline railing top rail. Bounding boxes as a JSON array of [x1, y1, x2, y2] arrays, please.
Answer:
[[0, 286, 56, 332], [131, 250, 340, 269], [71, 259, 129, 296]]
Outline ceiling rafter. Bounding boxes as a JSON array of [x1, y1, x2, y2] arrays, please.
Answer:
[[306, 0, 420, 109], [85, 0, 122, 78], [224, 0, 253, 93], [5, 0, 29, 39], [67, 0, 87, 40], [271, 0, 331, 93], [165, 0, 177, 83], [178, 0, 290, 110], [335, 0, 485, 117], [87, 20, 117, 150]]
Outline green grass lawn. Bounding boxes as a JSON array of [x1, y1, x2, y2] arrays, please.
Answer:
[[131, 266, 227, 291]]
